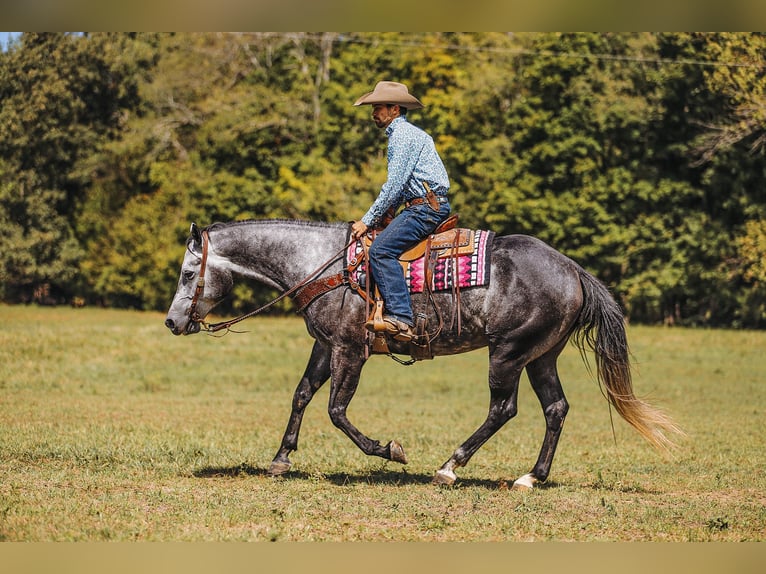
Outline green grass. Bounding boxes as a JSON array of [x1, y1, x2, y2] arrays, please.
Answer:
[[1, 304, 764, 541]]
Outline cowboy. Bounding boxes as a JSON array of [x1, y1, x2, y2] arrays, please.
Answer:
[[351, 81, 451, 342]]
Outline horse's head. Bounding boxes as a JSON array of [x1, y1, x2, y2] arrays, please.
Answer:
[[164, 223, 233, 335]]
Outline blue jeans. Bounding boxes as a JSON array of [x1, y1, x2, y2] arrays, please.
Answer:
[[368, 199, 450, 326]]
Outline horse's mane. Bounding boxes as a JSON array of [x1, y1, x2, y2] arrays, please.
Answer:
[[204, 219, 347, 233]]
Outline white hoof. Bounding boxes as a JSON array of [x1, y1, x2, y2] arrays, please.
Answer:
[[511, 473, 538, 491], [432, 468, 457, 485]]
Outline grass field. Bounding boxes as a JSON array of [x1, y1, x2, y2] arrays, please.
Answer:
[[1, 304, 764, 541]]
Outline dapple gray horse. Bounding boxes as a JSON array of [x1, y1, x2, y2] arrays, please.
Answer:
[[165, 219, 681, 488]]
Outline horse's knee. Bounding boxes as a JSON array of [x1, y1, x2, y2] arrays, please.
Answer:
[[292, 382, 316, 411], [489, 390, 519, 420]]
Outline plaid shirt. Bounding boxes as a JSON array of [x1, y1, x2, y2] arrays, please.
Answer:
[[361, 116, 450, 227]]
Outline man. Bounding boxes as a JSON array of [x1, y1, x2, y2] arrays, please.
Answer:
[[351, 81, 451, 342]]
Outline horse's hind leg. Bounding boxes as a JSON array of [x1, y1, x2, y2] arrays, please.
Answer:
[[433, 340, 523, 485], [268, 341, 332, 476], [512, 346, 569, 490]]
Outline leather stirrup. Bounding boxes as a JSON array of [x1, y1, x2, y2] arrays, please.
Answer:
[[372, 297, 386, 332]]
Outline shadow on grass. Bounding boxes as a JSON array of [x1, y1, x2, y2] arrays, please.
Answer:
[[192, 463, 561, 491]]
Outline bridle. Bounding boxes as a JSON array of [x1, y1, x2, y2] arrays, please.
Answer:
[[183, 226, 439, 367], [185, 226, 356, 334], [187, 229, 210, 324]]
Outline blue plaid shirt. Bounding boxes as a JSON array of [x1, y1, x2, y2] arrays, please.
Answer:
[[361, 116, 450, 227]]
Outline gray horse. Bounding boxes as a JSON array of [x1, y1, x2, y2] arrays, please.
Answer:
[[165, 219, 681, 489]]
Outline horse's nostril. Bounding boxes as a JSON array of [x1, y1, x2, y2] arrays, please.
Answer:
[[165, 318, 175, 329]]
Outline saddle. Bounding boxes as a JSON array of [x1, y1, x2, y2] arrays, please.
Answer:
[[291, 214, 493, 362], [359, 215, 473, 272], [360, 214, 471, 361]]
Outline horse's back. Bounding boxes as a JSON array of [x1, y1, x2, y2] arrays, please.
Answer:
[[490, 233, 582, 286]]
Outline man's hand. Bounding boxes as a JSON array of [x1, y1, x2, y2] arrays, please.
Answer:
[[351, 220, 368, 240]]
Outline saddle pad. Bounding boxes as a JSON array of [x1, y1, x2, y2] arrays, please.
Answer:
[[346, 229, 494, 294]]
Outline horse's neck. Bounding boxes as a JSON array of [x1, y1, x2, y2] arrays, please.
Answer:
[[210, 221, 346, 289]]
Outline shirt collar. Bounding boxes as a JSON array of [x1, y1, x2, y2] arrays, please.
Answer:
[[385, 115, 407, 137]]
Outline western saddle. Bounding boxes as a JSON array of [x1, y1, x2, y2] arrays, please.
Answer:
[[292, 213, 469, 361]]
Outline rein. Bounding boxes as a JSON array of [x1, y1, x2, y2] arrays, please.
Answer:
[[186, 226, 439, 367], [193, 229, 356, 334]]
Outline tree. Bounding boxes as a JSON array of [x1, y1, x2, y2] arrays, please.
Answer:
[[729, 218, 766, 327], [689, 33, 766, 166], [0, 33, 154, 302], [2, 32, 765, 326]]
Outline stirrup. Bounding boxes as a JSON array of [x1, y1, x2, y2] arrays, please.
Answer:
[[366, 299, 386, 332]]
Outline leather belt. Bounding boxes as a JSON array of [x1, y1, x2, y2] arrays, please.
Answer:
[[405, 195, 448, 208]]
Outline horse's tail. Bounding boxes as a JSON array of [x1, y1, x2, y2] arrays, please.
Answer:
[[572, 268, 684, 452]]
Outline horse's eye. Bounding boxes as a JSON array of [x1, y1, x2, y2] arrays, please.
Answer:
[[183, 270, 196, 281]]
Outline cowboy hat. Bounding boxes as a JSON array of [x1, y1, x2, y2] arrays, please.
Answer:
[[353, 81, 424, 110]]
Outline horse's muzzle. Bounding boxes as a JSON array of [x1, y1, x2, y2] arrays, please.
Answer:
[[164, 317, 200, 336]]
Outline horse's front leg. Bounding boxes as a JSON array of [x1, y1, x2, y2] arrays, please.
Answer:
[[327, 345, 408, 464], [268, 341, 332, 476]]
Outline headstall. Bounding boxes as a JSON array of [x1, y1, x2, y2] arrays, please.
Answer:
[[187, 229, 209, 323]]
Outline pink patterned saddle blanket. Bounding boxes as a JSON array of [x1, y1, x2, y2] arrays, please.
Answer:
[[346, 228, 494, 294]]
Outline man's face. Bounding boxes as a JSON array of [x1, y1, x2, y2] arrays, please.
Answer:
[[371, 104, 399, 129]]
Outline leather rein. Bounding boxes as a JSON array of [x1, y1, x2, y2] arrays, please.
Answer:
[[187, 228, 360, 334]]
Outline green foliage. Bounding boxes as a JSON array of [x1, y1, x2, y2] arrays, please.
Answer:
[[728, 219, 766, 327], [0, 167, 82, 301], [0, 33, 155, 302], [1, 32, 765, 327]]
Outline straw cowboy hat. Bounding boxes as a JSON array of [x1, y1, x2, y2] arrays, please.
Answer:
[[353, 81, 424, 110]]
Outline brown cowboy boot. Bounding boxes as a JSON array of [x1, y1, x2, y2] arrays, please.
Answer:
[[364, 316, 414, 342]]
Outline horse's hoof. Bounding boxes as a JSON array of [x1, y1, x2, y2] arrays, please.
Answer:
[[511, 473, 537, 491], [268, 459, 292, 476], [387, 440, 408, 464], [432, 468, 457, 486]]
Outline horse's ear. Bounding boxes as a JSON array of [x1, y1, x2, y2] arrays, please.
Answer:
[[190, 222, 202, 244]]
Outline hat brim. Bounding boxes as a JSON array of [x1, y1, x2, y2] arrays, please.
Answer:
[[353, 91, 424, 110]]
